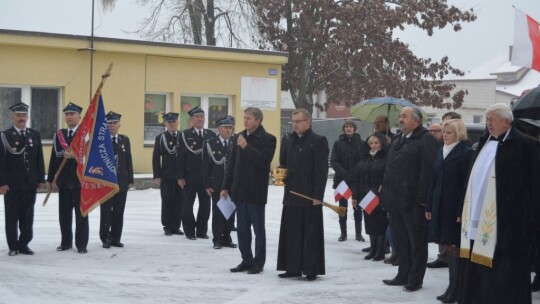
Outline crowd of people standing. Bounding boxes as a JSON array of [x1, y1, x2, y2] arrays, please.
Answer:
[[1, 100, 540, 303]]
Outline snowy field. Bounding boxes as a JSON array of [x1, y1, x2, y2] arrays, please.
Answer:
[[1, 182, 539, 304]]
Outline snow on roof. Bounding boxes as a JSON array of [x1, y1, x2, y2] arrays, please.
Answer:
[[497, 69, 540, 96]]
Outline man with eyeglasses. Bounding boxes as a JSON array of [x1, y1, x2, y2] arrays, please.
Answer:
[[429, 123, 443, 147]]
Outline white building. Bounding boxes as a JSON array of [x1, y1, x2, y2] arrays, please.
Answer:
[[425, 49, 540, 124]]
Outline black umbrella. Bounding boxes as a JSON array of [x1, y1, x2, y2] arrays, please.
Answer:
[[512, 85, 540, 120]]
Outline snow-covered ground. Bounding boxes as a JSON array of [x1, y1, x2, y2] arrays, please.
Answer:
[[1, 183, 538, 304]]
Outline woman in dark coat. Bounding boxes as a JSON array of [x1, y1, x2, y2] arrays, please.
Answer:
[[330, 120, 366, 242], [352, 132, 388, 261], [425, 119, 473, 303]]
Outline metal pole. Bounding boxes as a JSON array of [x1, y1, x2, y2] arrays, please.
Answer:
[[89, 0, 95, 101]]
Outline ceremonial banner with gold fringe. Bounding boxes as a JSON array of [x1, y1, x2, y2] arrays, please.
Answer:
[[71, 94, 119, 216]]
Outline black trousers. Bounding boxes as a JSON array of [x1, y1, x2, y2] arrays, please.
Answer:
[[58, 188, 89, 250], [160, 178, 183, 232], [182, 183, 211, 238], [211, 190, 234, 246], [99, 190, 128, 244], [4, 190, 36, 251], [388, 205, 428, 287]]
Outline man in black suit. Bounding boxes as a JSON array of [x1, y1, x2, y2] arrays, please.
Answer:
[[47, 102, 89, 254], [202, 116, 237, 249], [177, 106, 216, 240], [152, 112, 184, 237], [99, 111, 134, 249], [381, 107, 438, 292], [222, 107, 277, 275], [0, 102, 45, 256]]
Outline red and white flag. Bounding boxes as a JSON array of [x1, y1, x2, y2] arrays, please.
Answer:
[[511, 8, 540, 72], [359, 190, 379, 215], [334, 180, 352, 202]]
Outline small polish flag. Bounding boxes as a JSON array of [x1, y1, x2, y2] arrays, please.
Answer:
[[334, 180, 352, 202], [511, 8, 540, 72], [359, 191, 379, 215]]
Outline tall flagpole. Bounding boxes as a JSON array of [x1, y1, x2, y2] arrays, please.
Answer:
[[89, 0, 95, 101]]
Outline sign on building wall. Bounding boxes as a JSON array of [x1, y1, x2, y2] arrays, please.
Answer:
[[241, 77, 277, 110]]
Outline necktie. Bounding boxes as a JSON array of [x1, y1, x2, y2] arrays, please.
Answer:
[[199, 130, 203, 140], [68, 130, 74, 143], [112, 136, 118, 153], [223, 140, 228, 148], [20, 130, 26, 141]]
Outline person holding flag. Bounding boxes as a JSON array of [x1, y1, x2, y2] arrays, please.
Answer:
[[47, 102, 89, 254], [330, 120, 366, 242], [99, 111, 134, 249], [352, 132, 388, 261]]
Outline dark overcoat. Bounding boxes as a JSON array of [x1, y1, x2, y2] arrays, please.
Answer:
[[381, 125, 438, 212], [459, 128, 540, 304], [330, 133, 365, 188], [352, 133, 388, 235], [426, 141, 473, 246], [222, 125, 276, 205]]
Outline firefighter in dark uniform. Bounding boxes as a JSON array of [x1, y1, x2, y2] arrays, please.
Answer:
[[152, 112, 184, 236], [202, 116, 237, 249], [0, 102, 45, 256], [100, 111, 134, 248], [177, 106, 216, 240], [47, 102, 89, 254]]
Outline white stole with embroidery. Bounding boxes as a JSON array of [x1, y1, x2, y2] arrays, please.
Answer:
[[460, 140, 498, 268]]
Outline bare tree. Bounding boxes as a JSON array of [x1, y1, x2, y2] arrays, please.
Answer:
[[253, 0, 477, 113]]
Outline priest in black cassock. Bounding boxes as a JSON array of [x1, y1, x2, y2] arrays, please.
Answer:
[[277, 108, 329, 281], [458, 103, 540, 304]]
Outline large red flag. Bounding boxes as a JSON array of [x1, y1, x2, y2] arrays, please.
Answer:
[[70, 94, 119, 216], [512, 8, 540, 72]]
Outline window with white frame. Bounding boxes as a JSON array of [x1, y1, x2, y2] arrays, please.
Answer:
[[0, 85, 60, 142], [144, 93, 170, 143], [180, 95, 232, 130]]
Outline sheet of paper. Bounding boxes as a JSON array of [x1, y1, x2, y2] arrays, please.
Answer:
[[217, 195, 236, 220]]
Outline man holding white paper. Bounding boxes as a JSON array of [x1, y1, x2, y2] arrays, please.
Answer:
[[203, 116, 236, 249]]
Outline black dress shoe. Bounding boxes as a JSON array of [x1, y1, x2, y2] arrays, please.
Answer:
[[102, 242, 111, 249], [403, 284, 422, 292], [172, 229, 185, 236], [8, 250, 18, 256], [362, 246, 371, 252], [213, 244, 222, 249], [382, 278, 406, 286], [230, 263, 251, 273], [278, 272, 301, 278], [18, 247, 35, 255], [532, 276, 540, 292], [197, 234, 209, 239], [111, 242, 124, 248], [78, 249, 88, 254], [164, 229, 173, 236], [305, 275, 317, 281], [248, 266, 263, 274], [426, 259, 448, 268], [186, 235, 196, 240], [57, 245, 72, 251], [222, 243, 237, 248]]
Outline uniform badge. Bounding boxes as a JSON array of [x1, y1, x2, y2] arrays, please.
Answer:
[[169, 142, 173, 145], [217, 151, 221, 155], [28, 139, 33, 144], [15, 141, 19, 146], [193, 141, 197, 145]]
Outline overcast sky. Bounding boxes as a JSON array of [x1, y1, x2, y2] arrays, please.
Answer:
[[1, 0, 540, 72]]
